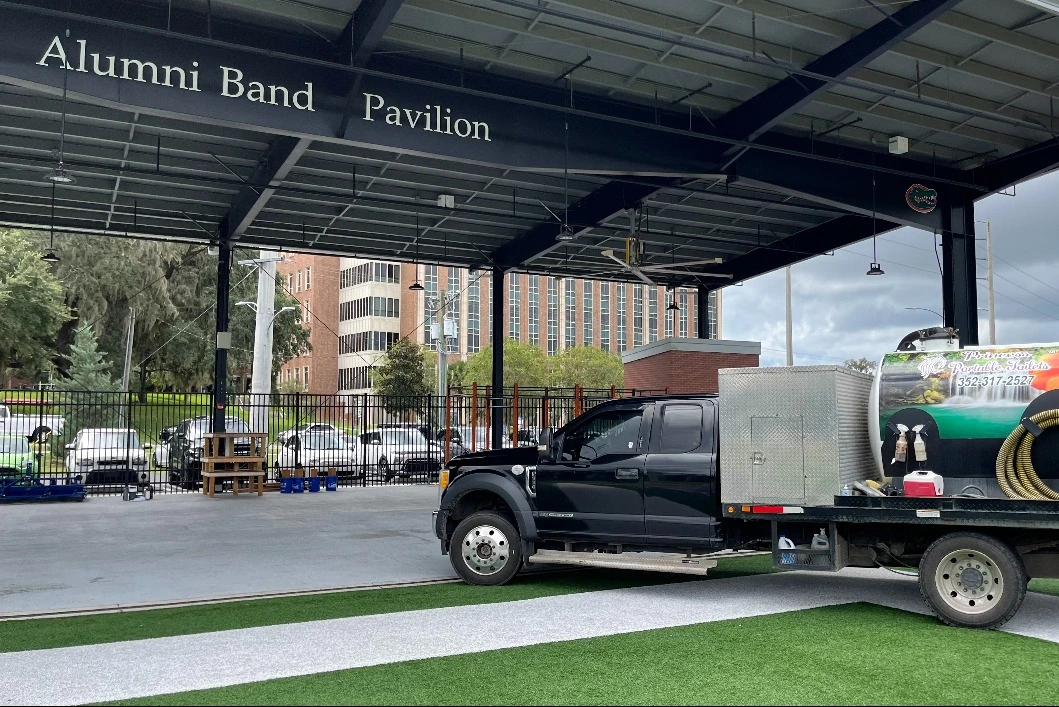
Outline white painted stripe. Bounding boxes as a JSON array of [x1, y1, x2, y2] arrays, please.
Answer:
[[2, 570, 1058, 706]]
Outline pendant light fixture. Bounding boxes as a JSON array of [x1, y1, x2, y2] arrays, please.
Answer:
[[866, 145, 883, 276], [555, 109, 575, 242], [44, 30, 76, 186], [666, 288, 681, 313], [41, 182, 61, 264], [408, 192, 425, 292]]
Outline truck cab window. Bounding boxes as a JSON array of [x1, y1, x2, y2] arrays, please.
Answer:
[[659, 404, 704, 454], [561, 409, 643, 462]]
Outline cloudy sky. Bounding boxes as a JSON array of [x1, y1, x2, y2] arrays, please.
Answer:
[[722, 169, 1059, 367]]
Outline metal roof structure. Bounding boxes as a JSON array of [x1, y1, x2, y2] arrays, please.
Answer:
[[2, 0, 1059, 346]]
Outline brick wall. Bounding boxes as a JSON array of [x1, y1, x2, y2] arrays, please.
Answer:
[[622, 340, 761, 394]]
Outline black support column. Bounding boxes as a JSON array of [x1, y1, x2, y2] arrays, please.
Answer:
[[491, 266, 505, 449], [696, 286, 712, 339], [212, 235, 233, 434], [942, 201, 980, 346]]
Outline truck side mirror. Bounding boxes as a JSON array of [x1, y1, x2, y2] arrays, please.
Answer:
[[538, 428, 557, 463]]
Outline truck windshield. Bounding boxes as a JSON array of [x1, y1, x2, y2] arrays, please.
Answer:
[[83, 430, 141, 449], [0, 436, 28, 454]]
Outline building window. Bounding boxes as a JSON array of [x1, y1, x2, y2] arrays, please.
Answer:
[[296, 271, 302, 293], [304, 367, 309, 387], [547, 277, 559, 356], [305, 266, 311, 291], [633, 284, 643, 348], [617, 283, 627, 353], [338, 366, 375, 391], [339, 297, 400, 322], [468, 273, 481, 354], [447, 268, 461, 353], [288, 274, 293, 293], [665, 290, 675, 338], [339, 331, 400, 354], [600, 282, 610, 352], [508, 275, 520, 341], [424, 265, 438, 350], [583, 281, 593, 347], [304, 299, 311, 325], [680, 290, 689, 338], [528, 275, 540, 346], [565, 279, 576, 350], [484, 273, 492, 345], [340, 262, 401, 288], [649, 288, 658, 343]]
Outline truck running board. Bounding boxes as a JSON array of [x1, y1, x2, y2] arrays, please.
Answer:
[[527, 550, 718, 576]]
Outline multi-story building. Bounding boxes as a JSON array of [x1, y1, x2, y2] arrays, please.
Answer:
[[275, 253, 339, 395], [278, 256, 717, 395]]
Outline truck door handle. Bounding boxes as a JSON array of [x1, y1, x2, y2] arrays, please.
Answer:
[[615, 468, 640, 480]]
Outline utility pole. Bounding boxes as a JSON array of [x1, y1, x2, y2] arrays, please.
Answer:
[[986, 220, 997, 345], [785, 266, 794, 366], [246, 250, 279, 437], [119, 307, 135, 428], [436, 289, 449, 430], [715, 289, 723, 340]]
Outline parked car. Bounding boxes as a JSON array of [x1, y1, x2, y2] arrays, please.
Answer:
[[503, 428, 542, 448], [276, 432, 363, 477], [64, 428, 150, 484], [359, 428, 443, 482], [167, 416, 252, 488], [0, 434, 37, 479], [381, 422, 468, 460], [154, 425, 176, 468], [278, 423, 354, 449], [0, 404, 65, 440]]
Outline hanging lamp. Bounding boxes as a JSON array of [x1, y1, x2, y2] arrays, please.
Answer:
[[44, 31, 76, 186], [41, 182, 61, 263], [866, 144, 883, 276], [408, 192, 425, 291], [555, 113, 575, 242]]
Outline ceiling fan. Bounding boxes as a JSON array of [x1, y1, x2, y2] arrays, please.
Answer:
[[596, 210, 733, 286]]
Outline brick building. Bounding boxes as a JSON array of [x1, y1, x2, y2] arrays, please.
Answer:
[[622, 339, 761, 394], [277, 256, 719, 395]]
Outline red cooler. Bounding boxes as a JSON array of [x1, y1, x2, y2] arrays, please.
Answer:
[[904, 471, 944, 497]]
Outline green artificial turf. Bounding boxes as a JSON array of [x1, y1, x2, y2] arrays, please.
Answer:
[[0, 555, 772, 654], [1030, 578, 1059, 598], [109, 602, 1059, 706]]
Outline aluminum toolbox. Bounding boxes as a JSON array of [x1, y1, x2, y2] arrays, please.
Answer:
[[719, 366, 876, 507]]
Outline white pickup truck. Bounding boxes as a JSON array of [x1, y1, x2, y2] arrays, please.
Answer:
[[0, 404, 66, 440]]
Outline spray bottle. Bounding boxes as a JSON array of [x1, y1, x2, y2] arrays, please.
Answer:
[[913, 424, 928, 464], [892, 424, 910, 464]]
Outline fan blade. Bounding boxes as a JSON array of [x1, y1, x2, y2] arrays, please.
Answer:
[[641, 257, 724, 271], [537, 200, 564, 224], [637, 265, 734, 280], [630, 267, 657, 286], [601, 250, 628, 267]]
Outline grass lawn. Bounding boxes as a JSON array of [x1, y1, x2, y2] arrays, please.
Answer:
[[0, 555, 772, 654], [108, 602, 1059, 706]]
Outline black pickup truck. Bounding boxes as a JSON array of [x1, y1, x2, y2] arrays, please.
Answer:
[[435, 394, 1059, 630]]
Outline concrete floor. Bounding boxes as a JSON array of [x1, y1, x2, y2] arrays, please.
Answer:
[[0, 486, 454, 616]]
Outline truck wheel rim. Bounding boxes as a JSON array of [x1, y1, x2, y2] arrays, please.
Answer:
[[462, 525, 510, 576], [935, 549, 1004, 616]]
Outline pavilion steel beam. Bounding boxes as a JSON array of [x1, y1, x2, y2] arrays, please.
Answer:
[[942, 200, 980, 345], [337, 0, 406, 136], [490, 266, 505, 448], [714, 0, 962, 144], [975, 137, 1059, 193], [700, 214, 900, 285], [218, 136, 311, 240]]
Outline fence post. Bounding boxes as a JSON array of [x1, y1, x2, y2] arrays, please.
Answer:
[[542, 387, 549, 430], [512, 383, 519, 447], [293, 391, 302, 469], [484, 386, 491, 450], [470, 382, 478, 452], [445, 386, 452, 465], [610, 385, 617, 400], [361, 393, 369, 486], [574, 384, 582, 418]]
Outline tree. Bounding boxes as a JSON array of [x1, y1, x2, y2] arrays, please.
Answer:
[[464, 339, 549, 389], [550, 346, 625, 390], [55, 325, 118, 392], [0, 230, 71, 384], [372, 338, 431, 417], [844, 357, 879, 375]]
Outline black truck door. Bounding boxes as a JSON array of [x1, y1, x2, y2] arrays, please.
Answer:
[[643, 401, 722, 544], [533, 404, 651, 543]]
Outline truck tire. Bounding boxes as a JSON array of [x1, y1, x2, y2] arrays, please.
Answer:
[[919, 532, 1026, 630], [450, 511, 523, 587]]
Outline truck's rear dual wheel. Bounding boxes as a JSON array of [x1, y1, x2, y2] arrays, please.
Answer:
[[450, 511, 523, 586], [919, 532, 1026, 630]]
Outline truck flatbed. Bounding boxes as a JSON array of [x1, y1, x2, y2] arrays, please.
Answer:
[[724, 496, 1059, 530]]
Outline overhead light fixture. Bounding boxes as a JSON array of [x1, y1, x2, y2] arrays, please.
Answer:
[[41, 182, 60, 264], [44, 30, 76, 186], [666, 288, 681, 312], [556, 224, 575, 242], [866, 164, 883, 276], [866, 261, 885, 276], [409, 192, 425, 291]]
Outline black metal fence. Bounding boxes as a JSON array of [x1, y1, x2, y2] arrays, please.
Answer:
[[0, 385, 664, 495]]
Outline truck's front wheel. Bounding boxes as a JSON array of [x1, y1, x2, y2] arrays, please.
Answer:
[[450, 511, 523, 586], [919, 532, 1026, 630]]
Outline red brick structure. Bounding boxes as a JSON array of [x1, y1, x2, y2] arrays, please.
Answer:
[[276, 253, 339, 395], [622, 339, 761, 394]]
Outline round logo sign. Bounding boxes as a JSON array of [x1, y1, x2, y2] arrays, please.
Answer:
[[905, 184, 938, 214]]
